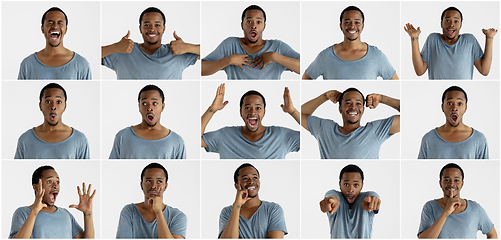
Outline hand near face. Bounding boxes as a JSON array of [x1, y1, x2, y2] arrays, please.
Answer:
[[280, 87, 295, 114], [366, 94, 382, 109], [169, 31, 189, 55], [319, 196, 340, 215], [361, 195, 381, 212], [234, 181, 251, 208], [116, 30, 134, 54], [252, 52, 275, 70], [33, 179, 48, 214], [229, 54, 252, 70], [404, 23, 421, 39], [210, 83, 229, 112], [148, 196, 164, 214], [482, 28, 498, 38], [325, 90, 342, 104], [444, 189, 461, 216], [69, 182, 96, 215]]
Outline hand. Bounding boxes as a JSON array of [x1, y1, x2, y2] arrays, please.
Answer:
[[324, 90, 342, 104], [32, 179, 48, 214], [404, 23, 421, 39], [147, 196, 164, 215], [209, 83, 229, 112], [234, 181, 251, 208], [366, 94, 382, 109], [482, 28, 498, 38], [319, 196, 340, 215], [115, 30, 134, 54], [69, 182, 96, 216], [169, 31, 189, 55], [361, 195, 381, 212], [444, 189, 461, 216], [252, 52, 275, 70], [229, 54, 252, 70], [281, 87, 295, 114]]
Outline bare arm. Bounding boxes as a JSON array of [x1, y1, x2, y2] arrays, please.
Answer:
[[252, 52, 300, 74], [474, 28, 498, 76], [281, 87, 300, 124], [201, 84, 228, 148], [487, 227, 497, 239], [301, 90, 341, 132], [12, 180, 47, 239], [366, 94, 400, 135], [390, 73, 399, 80], [267, 231, 285, 239], [71, 183, 96, 239], [404, 23, 428, 76], [302, 72, 313, 80], [419, 191, 460, 238], [170, 31, 200, 60], [220, 183, 250, 239], [101, 30, 134, 59], [202, 54, 252, 76]]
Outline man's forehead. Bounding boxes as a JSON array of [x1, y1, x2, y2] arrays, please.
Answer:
[[45, 11, 66, 21], [442, 168, 463, 178], [43, 88, 65, 99], [343, 10, 363, 20], [42, 169, 59, 178], [243, 95, 264, 104], [341, 172, 362, 181], [343, 91, 363, 101], [142, 12, 164, 23], [443, 10, 461, 19], [245, 9, 264, 19], [445, 91, 466, 100]]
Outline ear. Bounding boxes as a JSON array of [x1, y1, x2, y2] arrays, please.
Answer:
[[439, 179, 442, 188], [164, 182, 168, 189], [361, 22, 364, 31], [140, 181, 143, 190], [339, 22, 342, 31], [464, 103, 467, 113], [63, 102, 67, 112], [263, 22, 266, 31], [338, 104, 342, 114], [234, 182, 239, 190], [39, 102, 42, 111], [263, 108, 266, 117], [163, 25, 166, 34], [461, 180, 464, 188], [162, 102, 165, 111], [360, 182, 364, 190], [241, 21, 244, 30], [33, 183, 38, 192], [41, 25, 44, 34], [338, 180, 341, 189], [139, 24, 142, 34], [441, 103, 444, 113]]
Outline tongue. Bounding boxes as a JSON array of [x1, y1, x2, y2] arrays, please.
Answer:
[[448, 30, 454, 35], [251, 32, 257, 38], [452, 115, 457, 122], [50, 193, 55, 202], [249, 119, 257, 125]]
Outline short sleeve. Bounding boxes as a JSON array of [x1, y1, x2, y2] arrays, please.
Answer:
[[9, 207, 29, 238], [274, 41, 299, 72], [102, 53, 117, 70], [17, 59, 28, 80], [218, 206, 232, 237], [307, 115, 328, 137], [109, 132, 121, 159], [68, 210, 83, 238], [78, 133, 90, 159], [420, 35, 431, 64], [168, 210, 188, 238], [116, 205, 134, 238], [378, 51, 396, 80], [80, 58, 92, 80], [418, 136, 428, 159], [324, 190, 342, 218], [305, 52, 324, 79], [14, 136, 25, 159], [202, 128, 223, 153], [267, 204, 288, 235], [477, 132, 489, 159], [477, 203, 494, 234], [203, 38, 231, 63], [471, 35, 484, 62], [176, 138, 187, 159], [283, 128, 300, 153], [371, 116, 395, 141], [417, 202, 434, 237]]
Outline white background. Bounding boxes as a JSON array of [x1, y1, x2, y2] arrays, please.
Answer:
[[301, 81, 401, 159], [301, 160, 400, 238], [101, 160, 200, 238], [200, 81, 301, 159], [1, 2, 101, 80], [401, 160, 500, 239], [2, 160, 101, 238], [1, 81, 101, 159], [301, 1, 401, 80], [401, 81, 500, 159], [400, 1, 500, 80], [101, 81, 200, 159], [201, 1, 300, 80], [201, 160, 300, 238], [101, 2, 201, 80]]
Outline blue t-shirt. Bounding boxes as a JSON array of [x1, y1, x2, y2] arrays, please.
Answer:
[[18, 52, 91, 80], [305, 44, 396, 80], [418, 199, 494, 238], [109, 126, 186, 159], [9, 206, 83, 238], [102, 42, 198, 79], [418, 128, 489, 159], [421, 33, 483, 79], [219, 201, 287, 238], [203, 126, 300, 159], [15, 128, 90, 159], [324, 190, 379, 239], [116, 203, 187, 239], [203, 37, 300, 79], [306, 115, 395, 159]]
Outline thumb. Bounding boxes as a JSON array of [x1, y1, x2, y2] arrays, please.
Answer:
[[69, 204, 78, 209], [417, 27, 421, 31], [124, 30, 130, 39], [280, 104, 284, 109], [173, 31, 181, 40]]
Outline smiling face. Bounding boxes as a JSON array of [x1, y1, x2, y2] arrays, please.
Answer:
[[241, 9, 266, 43], [339, 172, 363, 204], [339, 91, 364, 125], [440, 168, 464, 198], [442, 90, 467, 127], [141, 168, 167, 198], [441, 10, 462, 40], [235, 166, 260, 198], [41, 11, 67, 47], [139, 90, 165, 127], [39, 88, 66, 126], [240, 94, 266, 132], [140, 12, 165, 45], [340, 10, 364, 41], [33, 169, 60, 206]]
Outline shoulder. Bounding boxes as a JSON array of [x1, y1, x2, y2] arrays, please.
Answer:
[[71, 128, 87, 137], [422, 129, 438, 139], [221, 37, 240, 45], [465, 199, 483, 209], [20, 53, 37, 64], [220, 205, 233, 215], [13, 206, 31, 215], [73, 52, 90, 64], [165, 205, 186, 218], [115, 127, 133, 136], [361, 191, 379, 199], [367, 115, 395, 125], [168, 130, 183, 139], [325, 189, 341, 197], [57, 207, 75, 217], [262, 201, 284, 212], [319, 45, 335, 55], [472, 128, 487, 140], [367, 44, 383, 53], [461, 33, 477, 40], [18, 128, 35, 140], [422, 199, 438, 209]]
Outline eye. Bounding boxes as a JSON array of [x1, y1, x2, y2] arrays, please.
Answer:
[[256, 107, 261, 110], [45, 100, 50, 104], [458, 102, 463, 106], [157, 180, 162, 183], [153, 102, 158, 106], [47, 180, 52, 184], [355, 21, 360, 24], [142, 102, 147, 106], [344, 183, 349, 186], [242, 177, 248, 181], [257, 21, 262, 24], [247, 20, 251, 24], [146, 180, 151, 183], [354, 184, 359, 187], [57, 100, 62, 104], [447, 102, 452, 105], [245, 107, 250, 110]]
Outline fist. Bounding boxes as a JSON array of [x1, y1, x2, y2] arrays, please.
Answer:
[[361, 195, 381, 212]]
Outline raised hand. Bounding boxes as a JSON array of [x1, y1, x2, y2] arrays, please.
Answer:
[[482, 28, 498, 38], [69, 182, 96, 216], [320, 196, 340, 215], [324, 90, 342, 104], [444, 189, 461, 216], [234, 181, 251, 208], [32, 179, 48, 213], [361, 195, 381, 212], [366, 94, 382, 109], [229, 54, 252, 70], [404, 23, 421, 39], [252, 52, 275, 70], [281, 87, 295, 114], [210, 83, 229, 112], [116, 30, 134, 54], [169, 31, 188, 55]]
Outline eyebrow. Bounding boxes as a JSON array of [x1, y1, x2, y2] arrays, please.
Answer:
[[344, 18, 362, 21], [246, 17, 263, 20], [445, 16, 460, 20], [244, 103, 262, 106], [141, 98, 159, 101], [344, 99, 363, 102], [241, 174, 258, 177], [343, 180, 360, 182], [44, 95, 64, 99], [45, 176, 60, 179], [446, 97, 464, 101]]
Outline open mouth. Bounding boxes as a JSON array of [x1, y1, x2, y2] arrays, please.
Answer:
[[147, 113, 154, 122], [250, 31, 257, 39], [346, 194, 355, 203], [347, 110, 359, 118], [50, 31, 60, 41], [147, 33, 157, 38], [49, 191, 58, 202], [447, 29, 455, 35], [50, 113, 57, 121], [451, 114, 458, 124], [347, 29, 357, 34], [247, 117, 258, 128]]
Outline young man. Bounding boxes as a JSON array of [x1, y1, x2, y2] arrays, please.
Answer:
[[201, 84, 300, 159], [418, 163, 497, 238], [109, 85, 186, 159], [405, 6, 497, 79], [319, 164, 380, 238], [18, 7, 91, 80], [418, 86, 488, 159], [301, 88, 400, 159], [202, 5, 300, 79], [303, 6, 398, 80], [15, 83, 90, 159], [116, 163, 187, 238], [219, 163, 286, 238], [9, 165, 96, 238], [102, 7, 199, 79]]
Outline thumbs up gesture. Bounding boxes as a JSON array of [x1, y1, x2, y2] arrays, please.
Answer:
[[116, 30, 134, 54], [170, 31, 188, 55]]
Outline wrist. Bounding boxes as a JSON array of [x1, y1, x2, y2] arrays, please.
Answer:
[[486, 36, 493, 39], [83, 211, 92, 216], [289, 108, 296, 115]]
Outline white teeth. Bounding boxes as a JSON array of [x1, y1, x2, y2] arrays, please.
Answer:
[[349, 31, 356, 34], [248, 187, 255, 190]]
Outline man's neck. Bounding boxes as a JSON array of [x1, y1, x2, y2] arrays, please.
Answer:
[[341, 38, 364, 50], [141, 200, 165, 211], [137, 121, 165, 131], [41, 44, 67, 56], [38, 121, 67, 132], [440, 122, 469, 132], [240, 125, 266, 142], [140, 41, 162, 55], [241, 197, 262, 209], [241, 37, 265, 48], [440, 34, 460, 45], [340, 121, 361, 134], [37, 204, 57, 213]]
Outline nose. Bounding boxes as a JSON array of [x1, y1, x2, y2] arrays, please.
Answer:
[[50, 102, 57, 110], [348, 185, 355, 193]]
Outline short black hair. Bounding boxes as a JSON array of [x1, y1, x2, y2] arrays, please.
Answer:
[[339, 164, 364, 181], [138, 84, 165, 103], [139, 7, 166, 25], [441, 6, 463, 23], [240, 90, 266, 109], [242, 5, 266, 23], [140, 162, 168, 182], [442, 86, 467, 104], [42, 7, 68, 26], [39, 83, 67, 102], [340, 6, 364, 23], [439, 163, 464, 181], [234, 163, 260, 184], [339, 87, 365, 105], [32, 165, 55, 185]]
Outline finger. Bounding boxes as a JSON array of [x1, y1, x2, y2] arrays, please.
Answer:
[[222, 100, 229, 107], [82, 182, 87, 195], [87, 183, 92, 196], [69, 204, 78, 209], [124, 30, 130, 39], [330, 203, 336, 215], [77, 186, 82, 196], [221, 83, 225, 95], [90, 189, 96, 199], [173, 31, 181, 40], [366, 95, 373, 108], [260, 62, 267, 70], [38, 179, 43, 194], [237, 181, 242, 191], [40, 188, 45, 199], [450, 189, 455, 199], [239, 65, 245, 70], [375, 199, 381, 210]]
